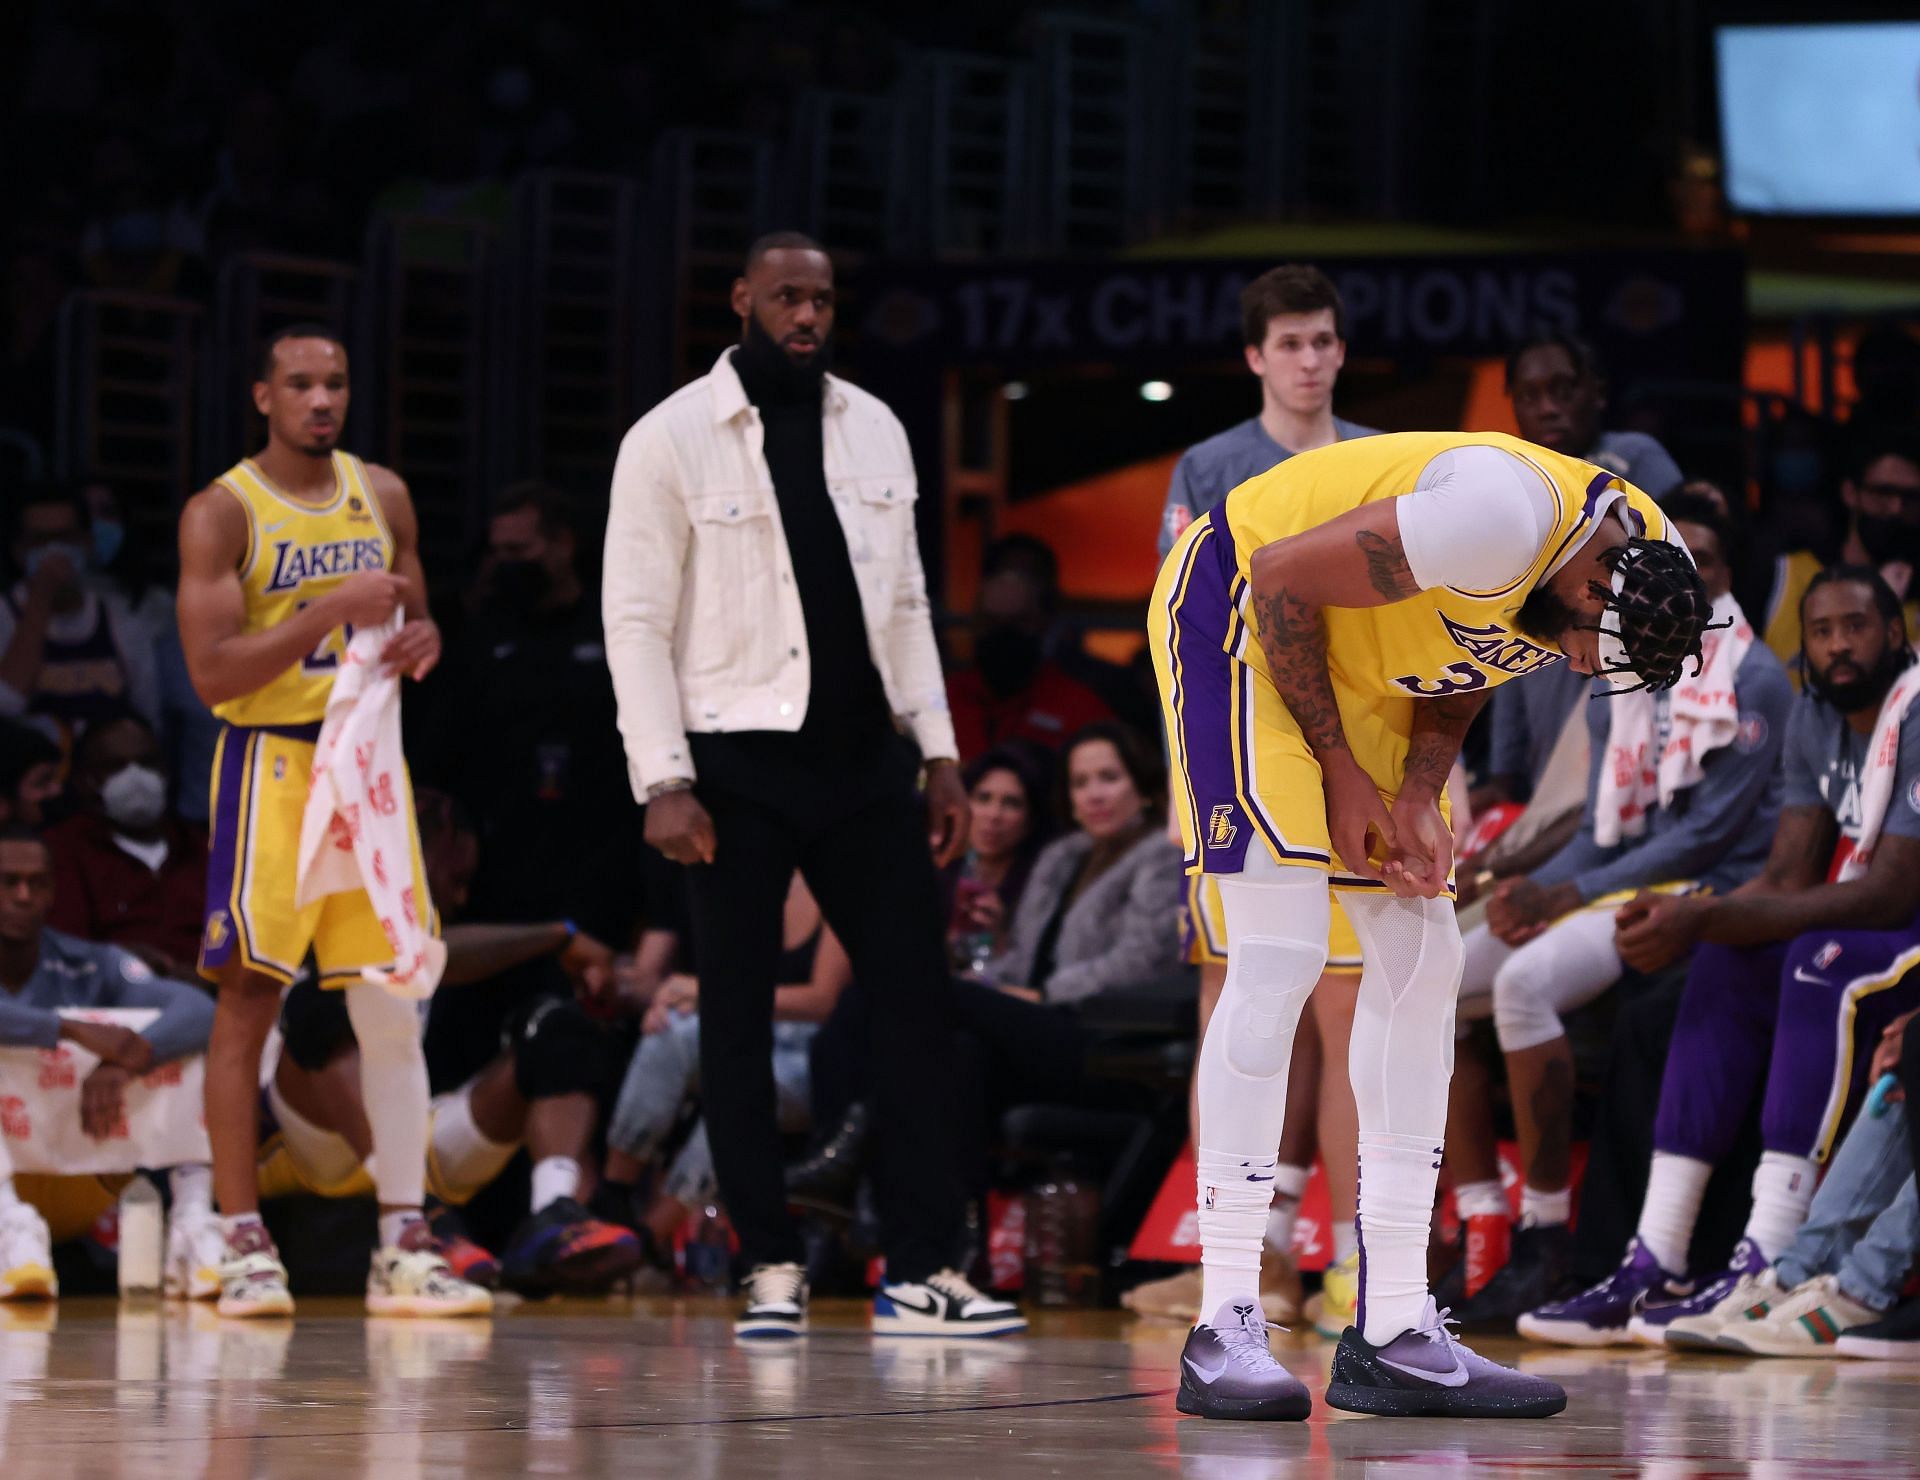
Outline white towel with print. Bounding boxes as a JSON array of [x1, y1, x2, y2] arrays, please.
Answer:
[[1837, 659, 1920, 882], [1594, 591, 1752, 847], [294, 618, 445, 999]]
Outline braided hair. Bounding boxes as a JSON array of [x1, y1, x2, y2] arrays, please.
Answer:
[[1585, 535, 1722, 693]]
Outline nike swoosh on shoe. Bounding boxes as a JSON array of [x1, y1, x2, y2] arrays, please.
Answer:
[[1379, 1353, 1470, 1387], [1184, 1351, 1230, 1383]]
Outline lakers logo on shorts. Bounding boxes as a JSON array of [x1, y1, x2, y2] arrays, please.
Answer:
[[1207, 803, 1239, 850], [204, 911, 230, 951]]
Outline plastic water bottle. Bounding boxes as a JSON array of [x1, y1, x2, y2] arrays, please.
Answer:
[[1023, 1162, 1100, 1308], [117, 1175, 163, 1298], [682, 1205, 733, 1294]]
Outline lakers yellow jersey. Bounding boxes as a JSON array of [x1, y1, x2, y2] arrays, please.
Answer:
[[1219, 431, 1669, 767], [211, 451, 393, 727]]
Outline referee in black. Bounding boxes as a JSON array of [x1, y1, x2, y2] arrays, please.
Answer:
[[603, 232, 1025, 1339]]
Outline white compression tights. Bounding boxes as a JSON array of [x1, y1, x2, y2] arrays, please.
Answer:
[[1194, 855, 1328, 1319], [344, 984, 430, 1210], [1341, 890, 1466, 1343]]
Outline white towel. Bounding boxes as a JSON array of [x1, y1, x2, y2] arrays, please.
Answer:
[[294, 618, 446, 999], [1836, 659, 1920, 882], [1594, 591, 1753, 847]]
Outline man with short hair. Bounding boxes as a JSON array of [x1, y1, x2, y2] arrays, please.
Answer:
[[44, 711, 208, 978], [1523, 565, 1920, 1350], [1158, 264, 1377, 559], [605, 231, 1024, 1341], [0, 824, 217, 1301], [1506, 333, 1684, 502]]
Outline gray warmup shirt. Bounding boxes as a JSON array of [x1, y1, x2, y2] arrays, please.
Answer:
[[1532, 642, 1796, 901], [1157, 415, 1378, 557]]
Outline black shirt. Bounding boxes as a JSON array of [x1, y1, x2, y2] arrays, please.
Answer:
[[691, 346, 900, 806]]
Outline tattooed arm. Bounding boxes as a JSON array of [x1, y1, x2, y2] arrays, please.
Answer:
[[1404, 688, 1492, 799]]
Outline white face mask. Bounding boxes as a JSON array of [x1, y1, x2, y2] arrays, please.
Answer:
[[1595, 565, 1645, 693], [101, 763, 167, 830]]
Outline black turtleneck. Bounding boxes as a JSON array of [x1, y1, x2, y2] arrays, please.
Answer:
[[688, 344, 896, 802]]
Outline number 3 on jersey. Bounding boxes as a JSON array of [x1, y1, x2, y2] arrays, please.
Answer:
[[1392, 661, 1487, 698]]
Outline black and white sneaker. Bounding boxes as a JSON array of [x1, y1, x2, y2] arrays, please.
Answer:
[[734, 1262, 808, 1340], [1176, 1298, 1312, 1421], [1327, 1298, 1566, 1419], [873, 1268, 1027, 1337]]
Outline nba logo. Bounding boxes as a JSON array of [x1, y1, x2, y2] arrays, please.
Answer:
[[273, 756, 287, 781], [1207, 804, 1238, 849], [1815, 941, 1843, 971]]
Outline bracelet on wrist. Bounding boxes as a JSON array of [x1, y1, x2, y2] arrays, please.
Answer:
[[646, 779, 694, 800]]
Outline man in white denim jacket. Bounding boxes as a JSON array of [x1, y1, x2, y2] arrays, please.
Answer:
[[603, 232, 1024, 1343]]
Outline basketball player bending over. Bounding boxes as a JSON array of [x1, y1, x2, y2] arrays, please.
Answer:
[[176, 324, 489, 1318], [1151, 430, 1713, 1418]]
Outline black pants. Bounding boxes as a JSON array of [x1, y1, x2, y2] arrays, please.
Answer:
[[684, 773, 962, 1281], [815, 976, 1093, 1193], [1570, 967, 1764, 1284]]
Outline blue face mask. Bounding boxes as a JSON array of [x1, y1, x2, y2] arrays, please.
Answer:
[[92, 520, 124, 568]]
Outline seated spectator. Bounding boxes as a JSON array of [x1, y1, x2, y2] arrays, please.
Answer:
[[256, 793, 637, 1298], [1507, 332, 1683, 500], [598, 871, 849, 1268], [0, 487, 161, 746], [946, 556, 1110, 761], [943, 745, 1050, 979], [0, 824, 217, 1301], [43, 710, 208, 979], [1520, 567, 1920, 1348], [0, 720, 60, 828], [1694, 1007, 1917, 1356], [1755, 432, 1920, 676], [1446, 497, 1793, 1322]]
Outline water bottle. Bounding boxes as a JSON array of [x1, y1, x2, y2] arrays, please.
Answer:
[[682, 1204, 733, 1294], [117, 1175, 163, 1298], [1023, 1160, 1101, 1308], [951, 856, 999, 981]]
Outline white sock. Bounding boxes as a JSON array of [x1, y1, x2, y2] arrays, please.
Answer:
[[170, 1165, 212, 1219], [379, 1209, 424, 1249], [1197, 1148, 1272, 1320], [1332, 1220, 1358, 1265], [220, 1211, 264, 1240], [1455, 1178, 1508, 1222], [1357, 1130, 1443, 1344], [1635, 1153, 1711, 1273], [1263, 1163, 1310, 1254], [531, 1156, 582, 1215], [0, 1178, 18, 1210], [1519, 1184, 1571, 1228], [1744, 1152, 1818, 1261]]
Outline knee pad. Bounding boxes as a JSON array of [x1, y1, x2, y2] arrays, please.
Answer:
[[343, 983, 426, 1060], [512, 995, 618, 1101], [1491, 963, 1560, 1054], [1221, 934, 1324, 1080]]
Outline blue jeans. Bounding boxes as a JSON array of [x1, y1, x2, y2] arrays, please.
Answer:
[[607, 1013, 816, 1206], [1775, 1100, 1918, 1311]]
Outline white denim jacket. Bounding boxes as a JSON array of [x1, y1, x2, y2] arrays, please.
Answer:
[[603, 348, 958, 796]]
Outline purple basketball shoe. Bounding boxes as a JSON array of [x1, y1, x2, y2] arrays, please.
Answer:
[[1326, 1298, 1566, 1418], [1515, 1238, 1690, 1348]]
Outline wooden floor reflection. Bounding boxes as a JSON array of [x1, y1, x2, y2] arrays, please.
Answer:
[[1, 1296, 1918, 1477]]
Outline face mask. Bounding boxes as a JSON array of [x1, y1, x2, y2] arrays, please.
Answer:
[[974, 627, 1043, 697], [92, 520, 124, 568], [25, 541, 88, 581], [487, 559, 552, 615], [1856, 514, 1920, 568], [100, 763, 167, 830]]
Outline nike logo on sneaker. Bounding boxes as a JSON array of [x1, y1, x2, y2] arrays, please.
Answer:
[[885, 1292, 943, 1317], [1184, 1350, 1229, 1383], [1380, 1351, 1469, 1387]]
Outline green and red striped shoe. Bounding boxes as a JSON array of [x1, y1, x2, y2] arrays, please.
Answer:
[[1717, 1274, 1879, 1357]]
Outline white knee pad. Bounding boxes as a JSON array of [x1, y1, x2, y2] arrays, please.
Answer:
[[1221, 934, 1325, 1079], [1491, 960, 1562, 1053], [344, 984, 426, 1064]]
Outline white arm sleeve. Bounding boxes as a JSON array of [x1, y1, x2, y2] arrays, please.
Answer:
[[1394, 444, 1561, 593]]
